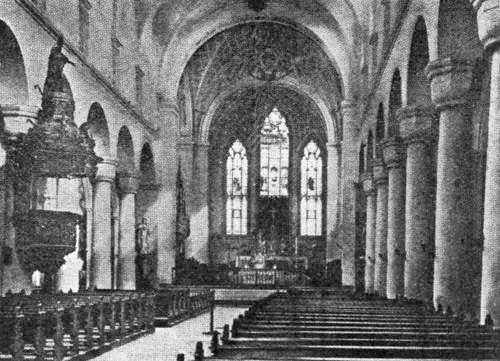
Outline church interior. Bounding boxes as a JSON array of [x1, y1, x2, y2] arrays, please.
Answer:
[[2, 0, 500, 360]]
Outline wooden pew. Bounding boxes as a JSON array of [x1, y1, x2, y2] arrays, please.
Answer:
[[201, 289, 500, 361], [0, 291, 155, 361]]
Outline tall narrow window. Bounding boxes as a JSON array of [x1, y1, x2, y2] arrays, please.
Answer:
[[260, 108, 289, 197], [226, 140, 248, 235], [79, 0, 91, 57], [300, 140, 323, 236], [135, 66, 144, 110]]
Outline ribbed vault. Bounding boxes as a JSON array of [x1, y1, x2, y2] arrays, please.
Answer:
[[208, 86, 326, 151], [179, 22, 341, 141]]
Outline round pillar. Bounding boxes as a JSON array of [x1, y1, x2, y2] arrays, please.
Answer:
[[340, 100, 360, 286], [383, 138, 406, 299], [373, 159, 388, 296], [191, 142, 210, 263], [472, 0, 500, 325], [92, 158, 117, 289], [427, 58, 476, 315], [362, 173, 376, 294], [117, 174, 139, 290], [398, 106, 437, 302]]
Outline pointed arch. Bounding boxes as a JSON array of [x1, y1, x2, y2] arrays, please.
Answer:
[[366, 130, 374, 172], [388, 69, 402, 137], [84, 103, 110, 158], [359, 143, 366, 175], [116, 126, 135, 176], [375, 103, 385, 158], [0, 21, 28, 105], [407, 17, 432, 107]]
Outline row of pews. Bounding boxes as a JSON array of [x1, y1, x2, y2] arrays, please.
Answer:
[[0, 290, 155, 361], [154, 287, 214, 327], [0, 287, 216, 360], [192, 289, 500, 361]]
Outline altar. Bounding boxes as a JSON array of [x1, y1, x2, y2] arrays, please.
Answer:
[[236, 255, 308, 270]]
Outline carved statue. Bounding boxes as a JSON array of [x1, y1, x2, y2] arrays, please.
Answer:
[[43, 35, 75, 94], [136, 217, 157, 289]]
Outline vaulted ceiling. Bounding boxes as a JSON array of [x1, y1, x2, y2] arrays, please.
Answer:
[[208, 86, 327, 152], [179, 22, 342, 139]]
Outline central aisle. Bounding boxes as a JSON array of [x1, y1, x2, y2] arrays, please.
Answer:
[[93, 306, 247, 361]]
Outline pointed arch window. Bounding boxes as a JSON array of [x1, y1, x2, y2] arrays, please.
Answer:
[[300, 140, 323, 236], [260, 108, 289, 197], [226, 140, 248, 235]]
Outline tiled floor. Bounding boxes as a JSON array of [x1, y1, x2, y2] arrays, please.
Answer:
[[92, 306, 247, 361]]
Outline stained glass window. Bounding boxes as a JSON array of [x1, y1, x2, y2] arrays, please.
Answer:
[[260, 108, 289, 197], [226, 140, 248, 235], [300, 140, 322, 236]]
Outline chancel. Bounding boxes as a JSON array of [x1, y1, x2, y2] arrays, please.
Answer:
[[1, 1, 500, 360]]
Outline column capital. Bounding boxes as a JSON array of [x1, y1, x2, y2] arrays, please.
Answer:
[[340, 99, 357, 114], [373, 159, 388, 186], [0, 104, 39, 135], [341, 100, 360, 138], [383, 137, 405, 169], [471, 0, 500, 51], [398, 105, 438, 145], [117, 173, 139, 194], [178, 139, 195, 151], [426, 58, 475, 111], [326, 141, 341, 149], [195, 141, 211, 151], [361, 173, 376, 195], [95, 158, 117, 183]]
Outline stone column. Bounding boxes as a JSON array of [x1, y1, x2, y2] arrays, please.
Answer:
[[326, 142, 341, 263], [373, 159, 388, 296], [178, 140, 194, 257], [398, 106, 437, 302], [155, 101, 179, 285], [472, 0, 500, 325], [383, 138, 406, 299], [190, 142, 210, 263], [340, 100, 360, 286], [91, 158, 117, 289], [1, 105, 38, 293], [362, 173, 376, 294], [117, 174, 139, 290], [427, 58, 476, 315], [0, 142, 5, 293]]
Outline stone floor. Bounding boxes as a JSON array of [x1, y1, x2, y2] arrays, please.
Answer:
[[92, 306, 247, 361]]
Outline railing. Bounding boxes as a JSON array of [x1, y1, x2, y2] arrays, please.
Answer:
[[154, 287, 214, 326], [230, 269, 309, 287], [0, 291, 155, 361]]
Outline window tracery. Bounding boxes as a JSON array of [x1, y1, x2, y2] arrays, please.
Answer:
[[226, 140, 248, 235], [300, 140, 322, 236], [260, 108, 289, 197]]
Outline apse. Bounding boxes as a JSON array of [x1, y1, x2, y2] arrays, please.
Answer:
[[207, 85, 328, 277]]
